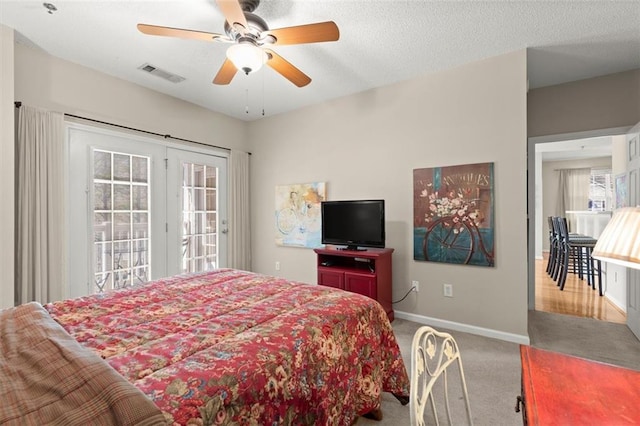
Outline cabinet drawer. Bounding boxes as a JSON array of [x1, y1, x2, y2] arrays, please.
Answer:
[[344, 271, 376, 299], [318, 268, 344, 289]]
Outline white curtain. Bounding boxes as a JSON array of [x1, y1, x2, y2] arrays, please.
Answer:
[[16, 105, 66, 304], [228, 150, 251, 270], [557, 168, 591, 232]]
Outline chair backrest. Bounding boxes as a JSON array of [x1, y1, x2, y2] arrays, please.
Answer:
[[558, 216, 570, 242], [552, 216, 565, 243], [410, 326, 473, 426]]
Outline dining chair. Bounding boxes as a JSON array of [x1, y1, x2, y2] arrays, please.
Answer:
[[546, 216, 557, 275], [556, 216, 600, 292]]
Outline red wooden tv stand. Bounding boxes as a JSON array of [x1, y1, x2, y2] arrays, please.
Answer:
[[314, 246, 394, 321]]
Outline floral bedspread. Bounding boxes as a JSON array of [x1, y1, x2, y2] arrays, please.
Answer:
[[45, 269, 410, 425]]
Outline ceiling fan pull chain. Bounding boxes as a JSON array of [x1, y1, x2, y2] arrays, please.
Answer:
[[262, 68, 265, 116], [245, 88, 249, 114]]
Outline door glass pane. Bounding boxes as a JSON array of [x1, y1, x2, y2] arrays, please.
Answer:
[[94, 151, 111, 180], [92, 150, 151, 293], [194, 188, 205, 211], [133, 212, 148, 239], [182, 162, 218, 273], [113, 154, 130, 181], [193, 164, 205, 187], [206, 167, 216, 188], [132, 156, 148, 183], [132, 185, 148, 210], [114, 184, 131, 210], [206, 189, 216, 210], [183, 163, 192, 186], [94, 183, 111, 210], [206, 213, 217, 233]]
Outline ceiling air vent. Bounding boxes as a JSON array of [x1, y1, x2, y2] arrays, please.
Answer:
[[138, 63, 185, 83]]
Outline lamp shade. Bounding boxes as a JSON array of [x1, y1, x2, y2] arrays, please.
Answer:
[[592, 206, 640, 269], [226, 43, 267, 75]]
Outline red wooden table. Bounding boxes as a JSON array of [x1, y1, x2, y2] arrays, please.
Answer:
[[519, 345, 640, 425]]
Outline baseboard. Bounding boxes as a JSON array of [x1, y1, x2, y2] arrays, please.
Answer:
[[395, 310, 530, 345], [604, 292, 627, 313], [537, 250, 549, 261]]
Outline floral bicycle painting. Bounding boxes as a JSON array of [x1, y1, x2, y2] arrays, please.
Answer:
[[413, 163, 495, 266]]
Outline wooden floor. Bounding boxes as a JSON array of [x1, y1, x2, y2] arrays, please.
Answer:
[[535, 256, 626, 324]]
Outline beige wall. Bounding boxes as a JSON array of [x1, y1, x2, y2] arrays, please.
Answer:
[[248, 50, 529, 341], [14, 44, 248, 151], [528, 69, 640, 138], [1, 25, 15, 308]]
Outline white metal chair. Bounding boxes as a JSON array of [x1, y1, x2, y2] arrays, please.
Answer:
[[410, 326, 473, 425]]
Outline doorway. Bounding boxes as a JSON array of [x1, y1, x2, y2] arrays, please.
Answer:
[[528, 129, 629, 323]]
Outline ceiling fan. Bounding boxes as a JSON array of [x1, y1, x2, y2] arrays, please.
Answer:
[[137, 0, 339, 87]]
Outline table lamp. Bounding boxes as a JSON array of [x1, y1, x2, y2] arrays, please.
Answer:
[[592, 207, 640, 269]]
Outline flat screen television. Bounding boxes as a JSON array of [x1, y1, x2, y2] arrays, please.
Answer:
[[321, 199, 385, 251]]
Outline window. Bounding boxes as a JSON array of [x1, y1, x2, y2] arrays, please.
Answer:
[[588, 168, 613, 211]]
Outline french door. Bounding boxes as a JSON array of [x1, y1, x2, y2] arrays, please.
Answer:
[[68, 125, 227, 298], [166, 148, 227, 277]]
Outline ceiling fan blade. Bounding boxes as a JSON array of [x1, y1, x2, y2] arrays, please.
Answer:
[[213, 58, 238, 85], [262, 21, 339, 45], [137, 23, 228, 42], [215, 0, 248, 31], [264, 49, 311, 87]]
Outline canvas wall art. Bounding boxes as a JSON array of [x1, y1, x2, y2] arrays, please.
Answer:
[[275, 182, 326, 248], [413, 162, 495, 266]]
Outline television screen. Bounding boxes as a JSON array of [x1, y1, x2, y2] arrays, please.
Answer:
[[321, 200, 385, 250]]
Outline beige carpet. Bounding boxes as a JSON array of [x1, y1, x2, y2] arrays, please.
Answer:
[[358, 312, 640, 425]]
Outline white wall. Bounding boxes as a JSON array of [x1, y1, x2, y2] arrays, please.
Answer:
[[0, 25, 15, 308], [248, 50, 529, 340]]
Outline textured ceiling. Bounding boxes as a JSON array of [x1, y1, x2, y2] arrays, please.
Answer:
[[1, 0, 639, 122]]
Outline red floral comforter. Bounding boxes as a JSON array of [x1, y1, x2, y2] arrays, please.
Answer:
[[45, 269, 410, 425]]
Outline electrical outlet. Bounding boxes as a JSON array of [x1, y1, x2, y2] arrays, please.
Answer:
[[443, 283, 453, 297], [412, 280, 419, 292], [275, 261, 280, 271]]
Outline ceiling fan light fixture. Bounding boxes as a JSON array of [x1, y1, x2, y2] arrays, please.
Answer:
[[226, 43, 267, 75]]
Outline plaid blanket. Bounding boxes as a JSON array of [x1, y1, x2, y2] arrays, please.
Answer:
[[0, 302, 167, 426]]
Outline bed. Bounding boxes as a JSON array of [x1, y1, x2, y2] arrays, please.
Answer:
[[1, 269, 410, 425]]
